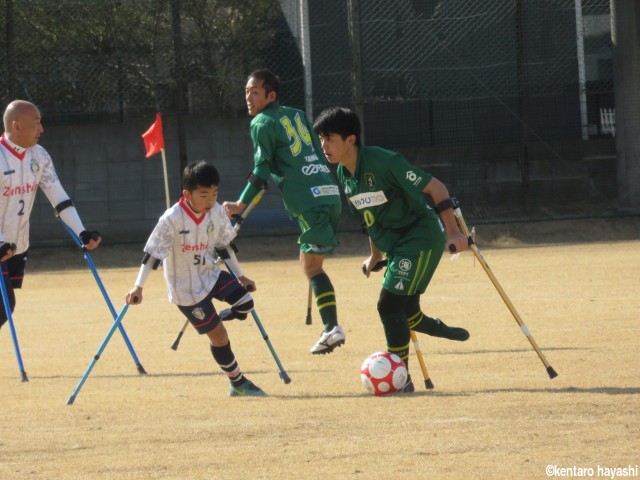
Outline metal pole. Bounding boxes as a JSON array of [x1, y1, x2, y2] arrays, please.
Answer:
[[300, 0, 313, 119], [575, 0, 589, 140], [515, 0, 530, 212], [171, 0, 188, 173], [5, 0, 17, 100], [347, 0, 365, 144]]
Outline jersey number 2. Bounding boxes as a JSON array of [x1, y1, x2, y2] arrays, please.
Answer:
[[18, 200, 25, 216], [280, 113, 312, 156]]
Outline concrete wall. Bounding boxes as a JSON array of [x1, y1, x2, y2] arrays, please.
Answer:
[[27, 116, 618, 248], [29, 117, 294, 246]]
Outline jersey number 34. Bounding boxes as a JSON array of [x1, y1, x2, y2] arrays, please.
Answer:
[[280, 113, 312, 156]]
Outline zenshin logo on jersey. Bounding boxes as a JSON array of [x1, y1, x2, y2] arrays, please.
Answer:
[[3, 182, 38, 197], [181, 242, 209, 253]]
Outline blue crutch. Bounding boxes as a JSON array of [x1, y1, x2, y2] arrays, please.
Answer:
[[220, 258, 291, 384], [0, 245, 28, 382], [67, 304, 131, 405], [61, 223, 147, 374]]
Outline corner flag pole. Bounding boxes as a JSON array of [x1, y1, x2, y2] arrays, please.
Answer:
[[160, 148, 171, 210]]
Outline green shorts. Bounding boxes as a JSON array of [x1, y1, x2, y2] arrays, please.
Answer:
[[382, 247, 443, 296], [296, 204, 341, 255]]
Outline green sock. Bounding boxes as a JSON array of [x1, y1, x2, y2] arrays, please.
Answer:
[[310, 272, 338, 332], [407, 310, 438, 335]]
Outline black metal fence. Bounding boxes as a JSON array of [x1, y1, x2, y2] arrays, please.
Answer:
[[0, 0, 618, 223]]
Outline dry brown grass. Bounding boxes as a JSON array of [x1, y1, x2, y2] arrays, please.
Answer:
[[1, 221, 639, 479]]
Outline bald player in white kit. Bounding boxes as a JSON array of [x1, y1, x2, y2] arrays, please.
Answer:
[[0, 100, 101, 330]]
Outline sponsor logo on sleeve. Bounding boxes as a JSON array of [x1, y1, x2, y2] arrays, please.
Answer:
[[311, 185, 340, 197], [405, 170, 422, 186], [348, 191, 388, 210]]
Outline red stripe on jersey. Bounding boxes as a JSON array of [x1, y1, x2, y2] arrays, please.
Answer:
[[0, 134, 26, 161], [179, 196, 206, 225]]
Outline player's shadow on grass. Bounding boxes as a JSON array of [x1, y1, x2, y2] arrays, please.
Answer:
[[28, 367, 323, 381], [439, 346, 585, 355], [475, 386, 640, 395]]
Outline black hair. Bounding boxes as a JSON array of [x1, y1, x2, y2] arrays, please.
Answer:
[[248, 69, 280, 99], [313, 107, 362, 147], [182, 160, 220, 191]]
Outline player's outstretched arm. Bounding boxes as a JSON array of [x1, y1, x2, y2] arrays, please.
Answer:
[[127, 253, 161, 305]]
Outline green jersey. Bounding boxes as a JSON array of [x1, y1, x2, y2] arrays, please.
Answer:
[[337, 145, 445, 255], [240, 102, 341, 218]]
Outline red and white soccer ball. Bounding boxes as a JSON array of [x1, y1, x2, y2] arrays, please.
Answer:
[[360, 351, 408, 396]]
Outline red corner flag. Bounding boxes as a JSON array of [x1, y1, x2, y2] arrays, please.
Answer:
[[142, 113, 164, 158]]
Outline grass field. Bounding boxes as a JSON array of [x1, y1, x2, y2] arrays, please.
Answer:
[[1, 220, 639, 479]]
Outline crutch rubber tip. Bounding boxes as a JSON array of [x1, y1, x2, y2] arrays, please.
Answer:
[[425, 379, 435, 389], [448, 244, 456, 253], [547, 366, 558, 379], [305, 311, 312, 325], [66, 396, 76, 405], [137, 364, 148, 375], [281, 372, 292, 384], [20, 372, 29, 382]]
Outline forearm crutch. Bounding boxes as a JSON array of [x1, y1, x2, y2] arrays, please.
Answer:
[[61, 223, 147, 375], [367, 259, 434, 389], [0, 246, 28, 382], [67, 304, 131, 405], [171, 188, 266, 351], [221, 257, 291, 384], [450, 199, 558, 379]]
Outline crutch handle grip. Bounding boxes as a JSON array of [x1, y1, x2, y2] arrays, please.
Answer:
[[362, 259, 388, 275]]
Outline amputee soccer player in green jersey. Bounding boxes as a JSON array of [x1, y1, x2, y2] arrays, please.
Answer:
[[313, 107, 470, 391], [223, 70, 345, 355]]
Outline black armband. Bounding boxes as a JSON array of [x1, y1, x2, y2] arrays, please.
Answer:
[[215, 247, 231, 259], [141, 253, 161, 269], [54, 199, 75, 216], [247, 173, 267, 191], [435, 198, 457, 215]]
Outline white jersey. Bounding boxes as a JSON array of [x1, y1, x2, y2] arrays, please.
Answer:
[[0, 134, 75, 254], [143, 197, 237, 306]]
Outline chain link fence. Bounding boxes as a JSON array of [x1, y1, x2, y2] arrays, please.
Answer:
[[0, 0, 620, 226]]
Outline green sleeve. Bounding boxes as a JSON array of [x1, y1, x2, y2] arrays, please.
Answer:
[[386, 153, 432, 193], [239, 162, 271, 205], [240, 118, 275, 204]]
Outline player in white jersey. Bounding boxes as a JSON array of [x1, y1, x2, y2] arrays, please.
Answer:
[[0, 100, 101, 330], [126, 161, 266, 397]]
